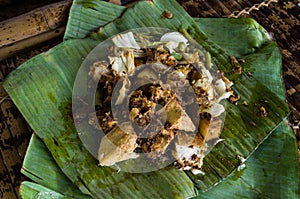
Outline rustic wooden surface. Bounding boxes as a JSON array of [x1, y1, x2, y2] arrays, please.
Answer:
[[0, 0, 299, 198], [0, 1, 68, 198]]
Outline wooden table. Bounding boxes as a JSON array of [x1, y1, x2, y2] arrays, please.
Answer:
[[0, 0, 299, 198]]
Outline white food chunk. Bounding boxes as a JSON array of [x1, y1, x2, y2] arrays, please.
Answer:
[[98, 123, 138, 166]]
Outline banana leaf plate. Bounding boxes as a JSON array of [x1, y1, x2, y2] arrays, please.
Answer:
[[3, 0, 299, 198]]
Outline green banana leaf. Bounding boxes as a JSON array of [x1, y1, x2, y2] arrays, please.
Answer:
[[20, 121, 298, 198], [194, 18, 269, 57], [20, 181, 69, 199], [195, 120, 299, 199], [77, 0, 288, 188], [21, 134, 91, 199], [5, 38, 196, 198], [194, 18, 285, 98], [64, 0, 126, 40], [3, 0, 298, 198]]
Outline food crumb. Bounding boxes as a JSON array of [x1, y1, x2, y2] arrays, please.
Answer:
[[161, 10, 173, 19], [260, 106, 268, 117], [230, 56, 242, 74], [246, 71, 252, 77], [242, 101, 248, 106], [250, 121, 257, 126], [229, 95, 240, 104]]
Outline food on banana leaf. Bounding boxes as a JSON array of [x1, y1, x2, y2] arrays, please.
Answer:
[[83, 31, 235, 174]]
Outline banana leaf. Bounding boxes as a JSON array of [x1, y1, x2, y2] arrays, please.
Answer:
[[68, 0, 290, 190], [64, 0, 126, 40], [194, 18, 286, 98], [20, 121, 298, 198], [195, 120, 299, 199], [194, 18, 269, 57], [20, 181, 69, 199], [5, 38, 196, 198], [3, 0, 299, 198], [21, 134, 91, 199]]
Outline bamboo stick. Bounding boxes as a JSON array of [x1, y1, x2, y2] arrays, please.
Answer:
[[0, 0, 72, 60], [0, 26, 66, 60]]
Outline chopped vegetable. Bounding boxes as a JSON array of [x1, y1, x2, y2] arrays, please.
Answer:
[[85, 31, 233, 173]]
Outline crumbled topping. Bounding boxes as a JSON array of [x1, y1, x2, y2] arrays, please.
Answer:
[[161, 10, 173, 19], [85, 31, 234, 173], [260, 106, 268, 117], [230, 56, 242, 74]]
